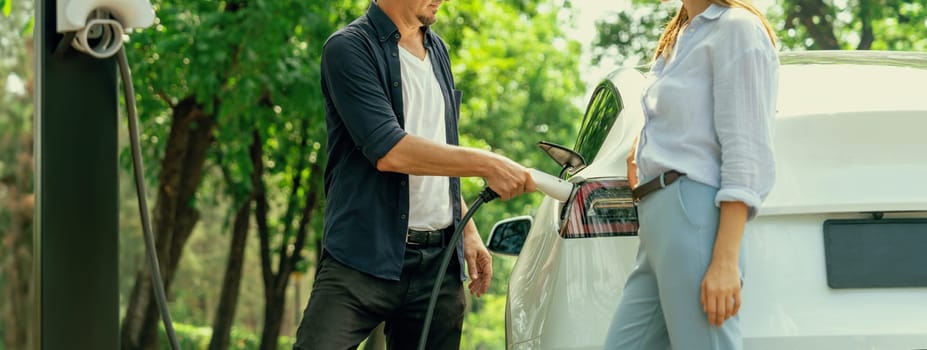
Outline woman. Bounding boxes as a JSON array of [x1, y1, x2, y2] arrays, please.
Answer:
[[606, 0, 778, 349]]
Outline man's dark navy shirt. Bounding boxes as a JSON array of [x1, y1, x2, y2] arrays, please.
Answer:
[[320, 3, 464, 281]]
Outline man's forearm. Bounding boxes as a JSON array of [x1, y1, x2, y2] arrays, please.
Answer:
[[378, 134, 534, 201], [376, 134, 495, 177]]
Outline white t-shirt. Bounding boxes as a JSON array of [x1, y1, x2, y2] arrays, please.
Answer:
[[398, 46, 452, 230]]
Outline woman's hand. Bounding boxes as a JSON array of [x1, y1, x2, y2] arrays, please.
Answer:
[[700, 261, 741, 327], [626, 137, 639, 188], [701, 201, 748, 327]]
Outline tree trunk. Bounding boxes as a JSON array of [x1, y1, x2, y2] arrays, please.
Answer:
[[121, 97, 216, 350], [259, 291, 287, 350], [208, 198, 252, 350], [857, 0, 875, 50], [253, 124, 324, 349], [257, 167, 322, 350]]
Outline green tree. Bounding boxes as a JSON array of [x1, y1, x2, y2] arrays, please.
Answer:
[[775, 0, 927, 50], [591, 4, 675, 67], [120, 0, 335, 348]]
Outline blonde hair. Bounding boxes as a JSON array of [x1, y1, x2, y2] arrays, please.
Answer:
[[653, 0, 777, 61]]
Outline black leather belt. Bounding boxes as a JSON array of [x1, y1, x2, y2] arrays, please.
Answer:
[[406, 228, 450, 248], [632, 170, 685, 202]]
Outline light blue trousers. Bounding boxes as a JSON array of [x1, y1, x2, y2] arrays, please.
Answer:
[[605, 177, 745, 350]]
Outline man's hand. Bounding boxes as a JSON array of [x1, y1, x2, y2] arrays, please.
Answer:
[[483, 153, 535, 201], [462, 222, 492, 298]]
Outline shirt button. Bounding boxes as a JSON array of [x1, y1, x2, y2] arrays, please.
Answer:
[[400, 214, 407, 220], [392, 81, 399, 88], [400, 180, 407, 186], [392, 52, 397, 57], [393, 33, 400, 39]]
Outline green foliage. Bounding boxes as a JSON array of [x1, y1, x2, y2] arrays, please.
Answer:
[[158, 323, 211, 350], [592, 4, 676, 67], [773, 0, 927, 50], [434, 0, 584, 271], [120, 1, 347, 346], [462, 293, 508, 349], [158, 323, 294, 350], [123, 0, 334, 192], [593, 0, 927, 68], [0, 1, 34, 349]]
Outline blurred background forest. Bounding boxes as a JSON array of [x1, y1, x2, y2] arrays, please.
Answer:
[[1, 0, 926, 349]]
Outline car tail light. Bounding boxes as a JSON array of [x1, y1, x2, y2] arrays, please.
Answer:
[[560, 178, 638, 238]]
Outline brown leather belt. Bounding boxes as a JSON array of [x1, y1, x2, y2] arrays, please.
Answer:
[[406, 228, 450, 248], [632, 170, 686, 202]]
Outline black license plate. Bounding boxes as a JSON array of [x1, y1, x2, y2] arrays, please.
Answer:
[[823, 218, 927, 288]]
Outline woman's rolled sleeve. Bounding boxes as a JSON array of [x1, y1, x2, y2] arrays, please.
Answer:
[[715, 186, 764, 219], [711, 19, 779, 220]]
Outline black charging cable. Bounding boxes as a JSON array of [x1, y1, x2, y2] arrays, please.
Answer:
[[117, 47, 183, 350], [417, 187, 500, 350]]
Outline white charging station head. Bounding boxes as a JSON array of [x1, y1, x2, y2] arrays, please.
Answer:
[[529, 169, 574, 202], [57, 0, 155, 33]]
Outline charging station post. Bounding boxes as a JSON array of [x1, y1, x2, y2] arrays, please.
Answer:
[[34, 0, 120, 347]]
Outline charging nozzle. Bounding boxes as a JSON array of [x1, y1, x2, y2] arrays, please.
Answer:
[[479, 187, 500, 202], [529, 168, 574, 202]]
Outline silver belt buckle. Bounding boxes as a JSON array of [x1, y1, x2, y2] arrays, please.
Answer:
[[405, 230, 420, 246]]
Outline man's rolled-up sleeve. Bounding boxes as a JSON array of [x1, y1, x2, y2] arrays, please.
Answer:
[[322, 34, 406, 165]]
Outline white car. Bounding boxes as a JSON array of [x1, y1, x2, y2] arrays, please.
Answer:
[[486, 50, 927, 349]]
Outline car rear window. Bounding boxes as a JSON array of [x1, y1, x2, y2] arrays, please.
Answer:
[[574, 82, 622, 163]]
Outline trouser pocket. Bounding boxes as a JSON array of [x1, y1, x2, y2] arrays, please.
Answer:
[[674, 177, 719, 230]]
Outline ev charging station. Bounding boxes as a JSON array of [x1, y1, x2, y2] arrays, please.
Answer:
[[35, 0, 154, 348]]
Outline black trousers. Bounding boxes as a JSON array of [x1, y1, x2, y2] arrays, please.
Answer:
[[293, 247, 466, 350]]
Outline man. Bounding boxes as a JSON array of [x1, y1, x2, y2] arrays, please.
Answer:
[[293, 0, 536, 348]]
